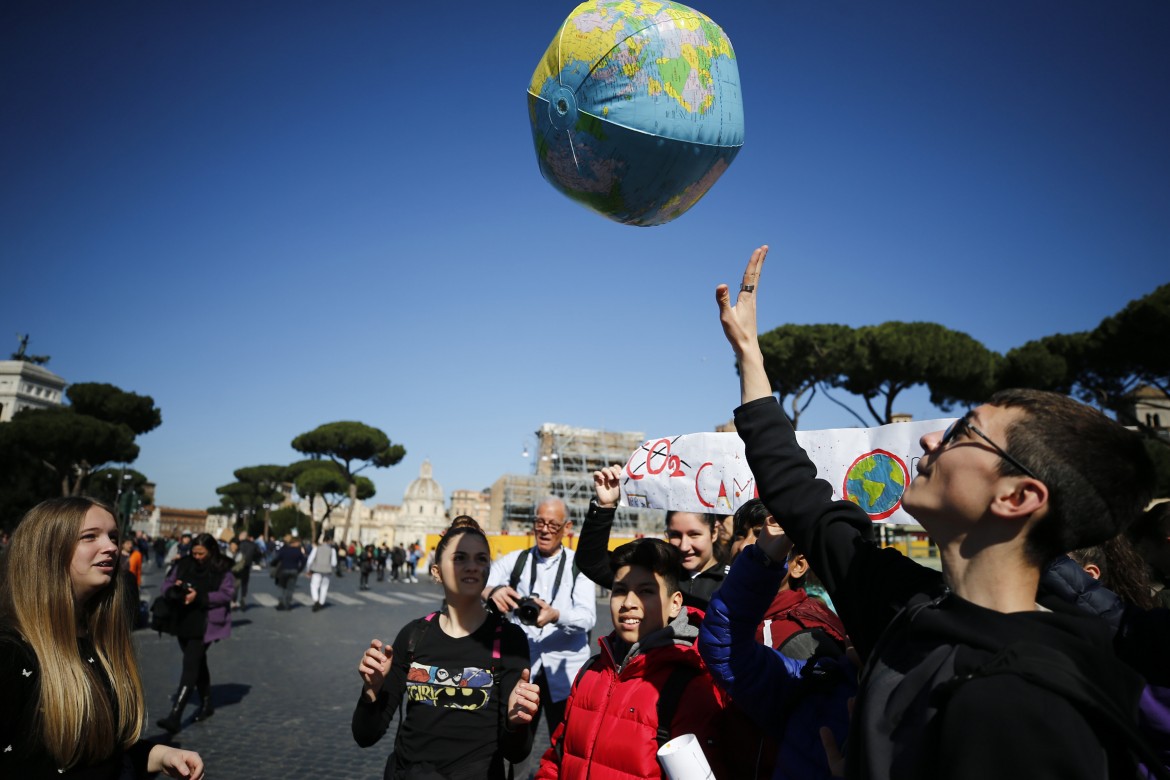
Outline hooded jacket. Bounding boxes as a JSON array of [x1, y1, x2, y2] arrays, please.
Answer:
[[536, 607, 726, 780], [735, 395, 1164, 780]]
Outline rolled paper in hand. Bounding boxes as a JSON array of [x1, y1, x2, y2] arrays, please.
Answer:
[[657, 733, 714, 780]]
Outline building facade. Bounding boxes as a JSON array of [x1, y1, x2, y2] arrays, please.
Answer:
[[0, 360, 66, 422], [449, 488, 492, 527]]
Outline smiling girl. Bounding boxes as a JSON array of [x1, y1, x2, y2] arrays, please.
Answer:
[[0, 497, 203, 779], [353, 519, 540, 780]]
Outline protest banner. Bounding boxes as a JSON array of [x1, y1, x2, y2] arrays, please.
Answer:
[[620, 419, 955, 523]]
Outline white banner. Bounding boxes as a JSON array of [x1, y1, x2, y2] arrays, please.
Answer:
[[619, 419, 955, 524]]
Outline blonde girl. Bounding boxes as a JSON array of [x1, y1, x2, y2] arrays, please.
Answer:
[[0, 497, 203, 779]]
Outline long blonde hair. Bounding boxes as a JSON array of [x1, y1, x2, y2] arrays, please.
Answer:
[[0, 497, 145, 768]]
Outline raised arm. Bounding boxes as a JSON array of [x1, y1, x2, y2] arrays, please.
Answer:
[[574, 466, 622, 589], [715, 246, 937, 659]]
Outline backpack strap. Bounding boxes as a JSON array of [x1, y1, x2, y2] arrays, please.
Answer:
[[656, 665, 703, 748], [405, 611, 439, 664]]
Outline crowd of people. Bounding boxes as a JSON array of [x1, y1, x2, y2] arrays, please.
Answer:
[[1, 247, 1169, 779]]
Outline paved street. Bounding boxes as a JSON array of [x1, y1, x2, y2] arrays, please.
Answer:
[[134, 562, 613, 779]]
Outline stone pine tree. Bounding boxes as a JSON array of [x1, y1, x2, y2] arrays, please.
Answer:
[[214, 465, 287, 539], [291, 422, 405, 544], [838, 322, 999, 425], [0, 382, 161, 497], [757, 323, 857, 428], [286, 458, 374, 543]]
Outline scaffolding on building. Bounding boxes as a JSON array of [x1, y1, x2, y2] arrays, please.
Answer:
[[491, 423, 663, 534]]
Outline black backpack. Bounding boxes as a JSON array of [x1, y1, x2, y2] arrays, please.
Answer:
[[937, 641, 1170, 780]]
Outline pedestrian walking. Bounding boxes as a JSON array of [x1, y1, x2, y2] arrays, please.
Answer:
[[406, 543, 420, 583], [156, 532, 235, 733], [391, 544, 405, 582], [306, 537, 337, 612], [234, 530, 258, 610], [0, 497, 204, 778], [359, 545, 376, 591], [272, 536, 307, 611]]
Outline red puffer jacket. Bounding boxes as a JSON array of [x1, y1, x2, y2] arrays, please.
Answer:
[[536, 608, 727, 780]]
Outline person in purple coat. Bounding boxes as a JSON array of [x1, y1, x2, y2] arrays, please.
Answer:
[[157, 532, 235, 733]]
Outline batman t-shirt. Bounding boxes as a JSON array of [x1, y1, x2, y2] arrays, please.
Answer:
[[352, 613, 530, 777]]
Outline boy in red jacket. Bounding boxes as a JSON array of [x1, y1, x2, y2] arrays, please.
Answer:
[[537, 539, 726, 780]]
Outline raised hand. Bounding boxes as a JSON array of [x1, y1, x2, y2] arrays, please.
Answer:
[[716, 245, 774, 404], [592, 465, 622, 508], [715, 244, 767, 357], [507, 668, 541, 727], [358, 639, 393, 701]]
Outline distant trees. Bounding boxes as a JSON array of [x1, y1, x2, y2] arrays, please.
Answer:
[[291, 422, 405, 543], [757, 283, 1168, 436], [0, 382, 160, 531], [756, 322, 996, 426], [999, 283, 1169, 438], [285, 458, 374, 543], [211, 465, 287, 538]]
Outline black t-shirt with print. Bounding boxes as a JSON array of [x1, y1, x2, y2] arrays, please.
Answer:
[[353, 612, 532, 779]]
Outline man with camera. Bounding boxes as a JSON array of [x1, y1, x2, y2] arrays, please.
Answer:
[[484, 496, 597, 734]]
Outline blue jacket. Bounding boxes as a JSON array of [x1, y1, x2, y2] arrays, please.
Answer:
[[699, 544, 856, 780]]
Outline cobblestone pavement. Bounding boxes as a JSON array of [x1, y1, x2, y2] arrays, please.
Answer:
[[135, 563, 612, 780]]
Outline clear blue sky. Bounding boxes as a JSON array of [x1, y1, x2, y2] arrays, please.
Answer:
[[3, 1, 1167, 511]]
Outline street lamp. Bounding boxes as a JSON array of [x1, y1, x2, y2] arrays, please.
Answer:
[[107, 469, 135, 536]]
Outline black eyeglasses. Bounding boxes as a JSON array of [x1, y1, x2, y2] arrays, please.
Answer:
[[533, 517, 565, 532], [940, 414, 1039, 480]]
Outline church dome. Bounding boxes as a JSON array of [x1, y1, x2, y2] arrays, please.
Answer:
[[404, 460, 443, 502]]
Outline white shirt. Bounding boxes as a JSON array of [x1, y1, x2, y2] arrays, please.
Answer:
[[486, 545, 596, 702]]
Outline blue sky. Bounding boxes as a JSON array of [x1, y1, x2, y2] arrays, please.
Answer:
[[3, 1, 1167, 511]]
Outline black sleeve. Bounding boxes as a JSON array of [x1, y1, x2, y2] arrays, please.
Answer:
[[734, 397, 941, 660], [575, 501, 616, 589], [498, 622, 536, 764], [352, 622, 413, 748], [124, 739, 154, 777]]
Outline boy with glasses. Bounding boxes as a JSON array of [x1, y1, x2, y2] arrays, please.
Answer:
[[714, 246, 1164, 780], [484, 497, 597, 736]]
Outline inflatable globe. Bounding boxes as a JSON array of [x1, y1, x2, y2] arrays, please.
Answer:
[[527, 1, 745, 227]]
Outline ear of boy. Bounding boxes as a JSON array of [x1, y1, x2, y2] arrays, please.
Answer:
[[990, 477, 1049, 522], [786, 554, 809, 583]]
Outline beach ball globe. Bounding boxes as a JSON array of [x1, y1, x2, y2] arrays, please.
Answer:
[[528, 1, 745, 227]]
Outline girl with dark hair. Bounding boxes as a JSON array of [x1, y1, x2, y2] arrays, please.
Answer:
[[576, 465, 729, 611], [156, 532, 235, 733], [353, 520, 540, 780], [0, 497, 203, 778]]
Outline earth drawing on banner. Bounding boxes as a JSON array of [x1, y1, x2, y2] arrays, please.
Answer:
[[528, 0, 745, 226], [842, 450, 909, 521]]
